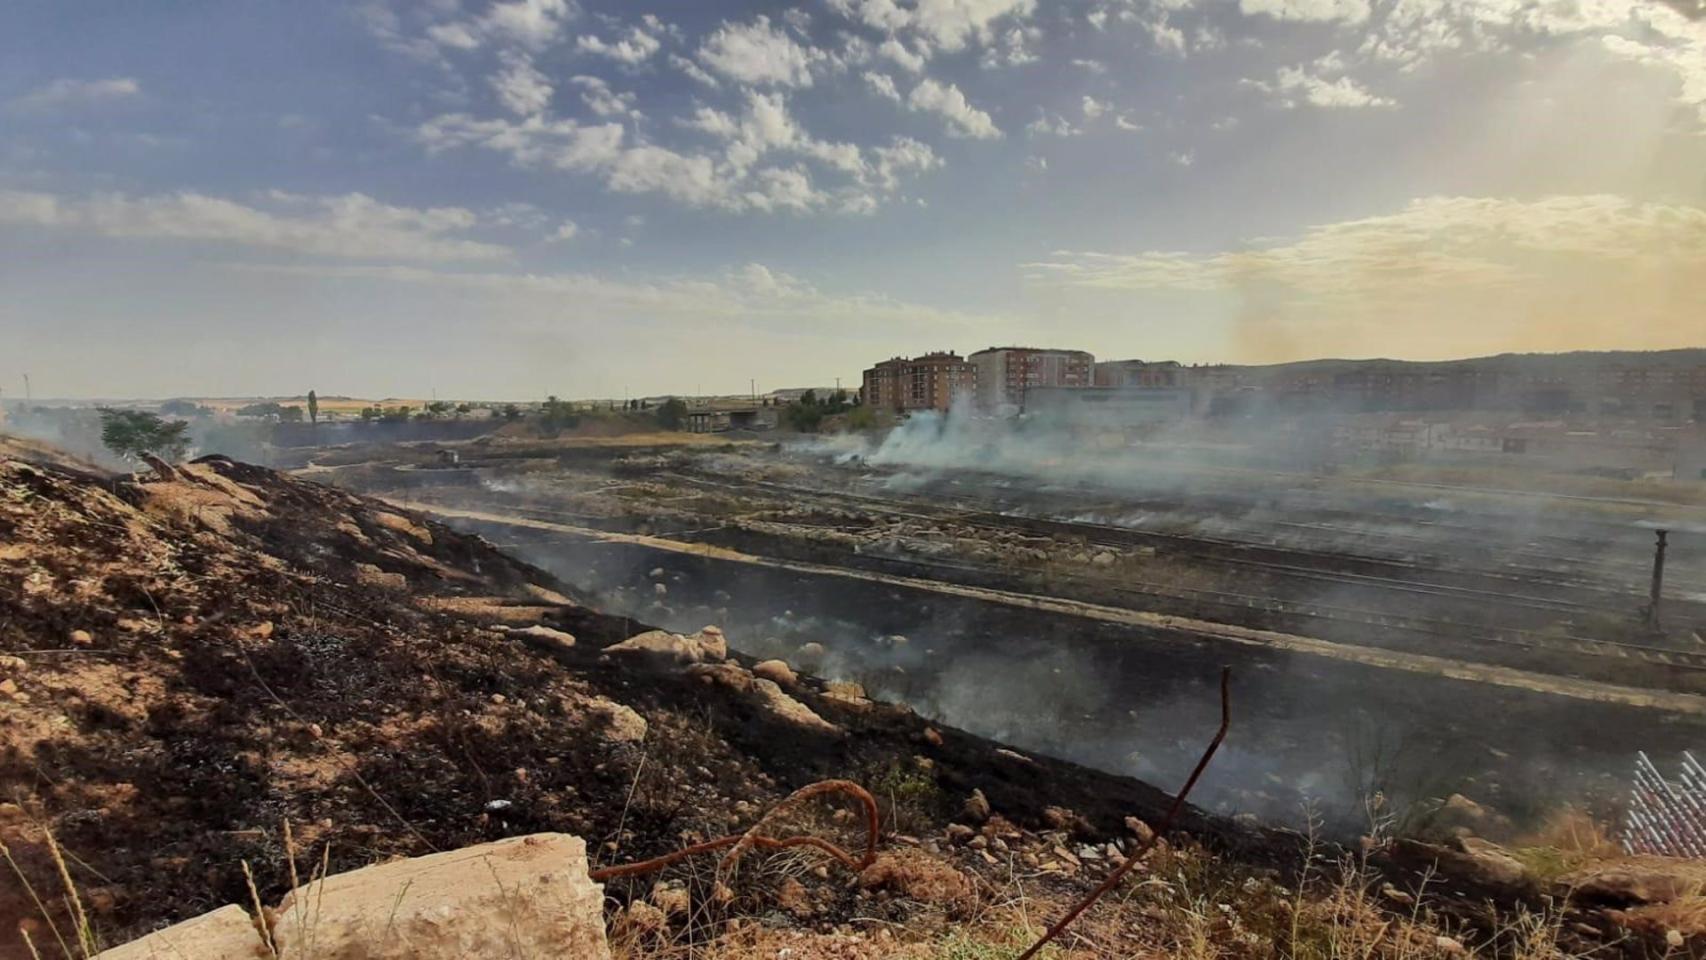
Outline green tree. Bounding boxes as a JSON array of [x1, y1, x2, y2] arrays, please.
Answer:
[[541, 396, 580, 434], [500, 403, 521, 421], [307, 390, 319, 425], [98, 408, 191, 462], [782, 401, 824, 433], [279, 405, 304, 423], [655, 397, 688, 430], [359, 406, 380, 422]]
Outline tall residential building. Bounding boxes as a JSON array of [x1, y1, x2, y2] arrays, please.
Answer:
[[1094, 359, 1184, 388], [861, 351, 977, 413], [968, 347, 1095, 413]]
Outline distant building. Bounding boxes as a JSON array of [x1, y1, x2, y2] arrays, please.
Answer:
[[861, 351, 976, 414], [969, 347, 1095, 413], [1026, 386, 1192, 427], [1094, 359, 1183, 389]]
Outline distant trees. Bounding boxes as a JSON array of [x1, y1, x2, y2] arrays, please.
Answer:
[[779, 389, 853, 432], [655, 397, 688, 430], [540, 396, 580, 433], [278, 405, 304, 423], [359, 405, 414, 423], [158, 399, 210, 418], [98, 408, 191, 462], [497, 403, 522, 421], [235, 402, 286, 419]]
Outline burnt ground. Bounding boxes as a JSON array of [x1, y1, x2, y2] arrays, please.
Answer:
[[0, 449, 1686, 959]]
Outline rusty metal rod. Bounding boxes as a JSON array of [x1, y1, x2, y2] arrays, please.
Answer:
[[588, 778, 879, 882], [1016, 666, 1232, 960]]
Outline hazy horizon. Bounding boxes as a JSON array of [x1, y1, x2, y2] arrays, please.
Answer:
[[4, 0, 1704, 399]]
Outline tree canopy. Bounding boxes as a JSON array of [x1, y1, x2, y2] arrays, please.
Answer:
[[98, 408, 191, 462]]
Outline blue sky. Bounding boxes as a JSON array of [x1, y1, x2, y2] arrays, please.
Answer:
[[3, 0, 1704, 399]]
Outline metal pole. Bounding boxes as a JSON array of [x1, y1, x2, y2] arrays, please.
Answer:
[[1649, 529, 1669, 626]]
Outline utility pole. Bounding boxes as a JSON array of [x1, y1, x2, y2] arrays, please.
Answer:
[[22, 373, 31, 409], [750, 379, 756, 405], [1647, 529, 1669, 628]]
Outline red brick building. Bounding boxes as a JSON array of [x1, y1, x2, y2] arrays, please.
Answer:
[[969, 347, 1095, 413], [861, 351, 977, 413]]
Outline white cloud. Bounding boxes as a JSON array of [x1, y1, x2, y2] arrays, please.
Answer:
[[864, 71, 902, 101], [1026, 194, 1706, 358], [570, 75, 640, 118], [491, 52, 554, 116], [1081, 95, 1109, 119], [878, 37, 928, 72], [980, 24, 1041, 67], [419, 91, 934, 215], [423, 0, 578, 52], [828, 0, 1038, 53], [1027, 112, 1082, 137], [548, 219, 579, 241], [1265, 56, 1394, 108], [0, 189, 508, 262], [697, 15, 823, 88], [9, 77, 140, 109], [576, 24, 663, 64], [480, 0, 578, 48], [1238, 0, 1370, 23], [907, 78, 1001, 138], [669, 54, 721, 88], [870, 136, 942, 189], [1115, 114, 1143, 131]]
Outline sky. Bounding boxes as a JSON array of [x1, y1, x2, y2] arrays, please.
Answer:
[[2, 0, 1704, 400]]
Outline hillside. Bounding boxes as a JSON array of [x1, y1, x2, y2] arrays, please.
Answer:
[[0, 444, 1695, 958]]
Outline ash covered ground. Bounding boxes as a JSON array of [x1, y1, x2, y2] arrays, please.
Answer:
[[297, 425, 1706, 837]]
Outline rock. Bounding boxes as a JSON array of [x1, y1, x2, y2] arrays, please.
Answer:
[[0, 678, 18, 698], [649, 882, 690, 917], [752, 659, 797, 687], [69, 629, 93, 647], [96, 904, 264, 960], [776, 877, 813, 918], [858, 852, 974, 913], [1092, 552, 1116, 567], [796, 641, 827, 669], [946, 824, 976, 845], [694, 626, 728, 660], [652, 583, 668, 597], [648, 567, 665, 580], [751, 678, 839, 734], [587, 697, 647, 744], [504, 624, 577, 656], [607, 628, 726, 665], [823, 680, 867, 705], [1435, 935, 1466, 954], [1043, 806, 1093, 837], [353, 563, 408, 591], [271, 833, 610, 959], [962, 789, 991, 823], [614, 900, 666, 940], [1124, 816, 1155, 846], [0, 655, 25, 675], [1567, 859, 1706, 905], [1429, 793, 1513, 841], [922, 727, 943, 747]]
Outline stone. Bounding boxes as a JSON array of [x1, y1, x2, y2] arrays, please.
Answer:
[[607, 628, 726, 665], [69, 629, 94, 646], [96, 904, 265, 960], [587, 697, 647, 744], [962, 789, 991, 823], [1124, 816, 1155, 846], [503, 624, 577, 656], [353, 563, 408, 591], [752, 659, 797, 687], [946, 824, 975, 845], [268, 833, 610, 959]]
